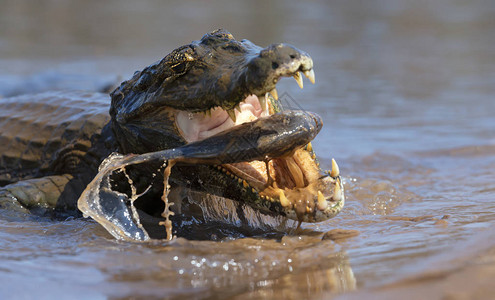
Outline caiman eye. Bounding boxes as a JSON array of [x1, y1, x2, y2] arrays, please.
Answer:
[[171, 62, 187, 74]]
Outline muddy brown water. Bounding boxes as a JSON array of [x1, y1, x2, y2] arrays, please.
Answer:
[[1, 1, 495, 299]]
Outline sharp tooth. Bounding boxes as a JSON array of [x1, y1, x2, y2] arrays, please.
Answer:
[[269, 88, 278, 100], [235, 103, 241, 113], [303, 69, 315, 84], [227, 109, 236, 123], [242, 180, 249, 188], [293, 72, 303, 89], [286, 158, 305, 188], [333, 178, 342, 202], [317, 190, 328, 211], [278, 189, 291, 207], [307, 142, 313, 152], [207, 109, 212, 117], [330, 158, 340, 178]]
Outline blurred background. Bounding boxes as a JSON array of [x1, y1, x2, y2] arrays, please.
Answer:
[[1, 0, 495, 298]]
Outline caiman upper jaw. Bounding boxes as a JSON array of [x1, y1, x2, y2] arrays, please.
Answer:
[[110, 29, 316, 121]]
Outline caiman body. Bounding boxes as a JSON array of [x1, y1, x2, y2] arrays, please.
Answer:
[[0, 30, 344, 238], [0, 91, 113, 211]]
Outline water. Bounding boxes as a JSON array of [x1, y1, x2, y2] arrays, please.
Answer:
[[1, 0, 495, 298]]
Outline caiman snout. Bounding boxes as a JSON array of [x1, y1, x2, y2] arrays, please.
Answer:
[[246, 43, 314, 97], [259, 43, 314, 74]]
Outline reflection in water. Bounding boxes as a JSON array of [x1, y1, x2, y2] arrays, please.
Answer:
[[98, 238, 355, 299], [1, 0, 495, 298]]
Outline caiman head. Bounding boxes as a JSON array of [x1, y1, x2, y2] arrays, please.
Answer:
[[109, 29, 343, 224]]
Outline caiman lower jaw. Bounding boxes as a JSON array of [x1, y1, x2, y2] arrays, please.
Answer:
[[221, 152, 344, 222]]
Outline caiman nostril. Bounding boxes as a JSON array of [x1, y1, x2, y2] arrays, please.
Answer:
[[272, 62, 279, 69]]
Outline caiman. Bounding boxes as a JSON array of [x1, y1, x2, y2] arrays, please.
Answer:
[[0, 29, 344, 240]]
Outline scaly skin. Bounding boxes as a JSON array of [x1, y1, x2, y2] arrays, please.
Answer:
[[0, 91, 114, 212], [0, 29, 344, 235]]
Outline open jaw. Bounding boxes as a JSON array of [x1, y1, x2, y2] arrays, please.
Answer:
[[108, 29, 345, 224], [174, 72, 344, 223]]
